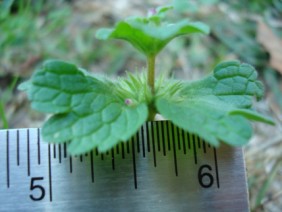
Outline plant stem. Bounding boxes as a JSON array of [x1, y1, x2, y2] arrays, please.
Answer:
[[147, 55, 156, 94], [147, 55, 156, 121]]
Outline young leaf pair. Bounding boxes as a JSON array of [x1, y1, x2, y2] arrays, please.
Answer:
[[19, 60, 274, 155]]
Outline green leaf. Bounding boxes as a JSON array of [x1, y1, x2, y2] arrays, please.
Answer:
[[23, 60, 148, 154], [156, 61, 275, 147], [229, 109, 274, 125], [96, 14, 209, 57]]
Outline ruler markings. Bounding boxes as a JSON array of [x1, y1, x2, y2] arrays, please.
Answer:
[[198, 136, 201, 149], [160, 121, 166, 156], [187, 133, 191, 149], [126, 142, 130, 154], [0, 125, 223, 195], [58, 144, 61, 163], [193, 135, 197, 165], [121, 143, 125, 159], [37, 128, 41, 165], [6, 130, 10, 188], [0, 127, 249, 210], [151, 123, 157, 167], [53, 144, 56, 159], [95, 148, 98, 156], [48, 144, 53, 202], [181, 129, 186, 155], [141, 126, 145, 158], [69, 156, 73, 173], [27, 129, 30, 176], [111, 149, 115, 170], [171, 123, 178, 176], [203, 140, 207, 153], [213, 148, 220, 188], [166, 121, 171, 151], [16, 129, 20, 166], [90, 151, 94, 183], [131, 138, 137, 189], [176, 126, 181, 150], [154, 122, 161, 152], [136, 131, 140, 153], [63, 143, 67, 158], [145, 122, 151, 153]]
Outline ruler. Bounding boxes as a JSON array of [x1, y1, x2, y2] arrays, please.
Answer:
[[0, 121, 249, 211]]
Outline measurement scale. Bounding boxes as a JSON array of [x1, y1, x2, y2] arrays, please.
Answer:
[[0, 121, 249, 211]]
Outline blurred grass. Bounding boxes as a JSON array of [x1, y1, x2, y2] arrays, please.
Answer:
[[0, 0, 281, 210]]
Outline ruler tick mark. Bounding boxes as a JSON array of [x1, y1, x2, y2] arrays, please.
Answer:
[[131, 139, 137, 189], [121, 143, 125, 159], [116, 144, 120, 155], [90, 151, 94, 183], [203, 141, 206, 153], [69, 156, 73, 173], [171, 124, 178, 176], [153, 122, 160, 152], [177, 127, 181, 150], [182, 129, 186, 155], [111, 149, 115, 170], [161, 121, 166, 156], [53, 144, 56, 159], [214, 148, 220, 188], [27, 129, 30, 176], [37, 128, 41, 165], [6, 130, 10, 188], [48, 144, 53, 202], [58, 144, 62, 163], [16, 129, 20, 166], [146, 122, 151, 152], [166, 122, 171, 151], [141, 126, 145, 157], [151, 126, 157, 167], [136, 131, 140, 153], [198, 137, 201, 149], [193, 135, 197, 165], [187, 134, 191, 149]]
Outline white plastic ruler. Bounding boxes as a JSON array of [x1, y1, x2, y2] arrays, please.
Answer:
[[0, 121, 249, 211]]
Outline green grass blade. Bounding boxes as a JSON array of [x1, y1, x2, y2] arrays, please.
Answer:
[[254, 158, 282, 209]]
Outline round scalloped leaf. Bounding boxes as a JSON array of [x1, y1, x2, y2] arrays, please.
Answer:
[[96, 17, 209, 56]]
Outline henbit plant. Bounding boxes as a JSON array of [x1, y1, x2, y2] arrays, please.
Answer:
[[19, 5, 274, 155]]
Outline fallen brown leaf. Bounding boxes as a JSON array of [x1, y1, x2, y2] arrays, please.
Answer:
[[257, 20, 282, 75]]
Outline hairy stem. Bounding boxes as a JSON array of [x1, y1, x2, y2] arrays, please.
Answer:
[[147, 55, 156, 94], [147, 55, 156, 121]]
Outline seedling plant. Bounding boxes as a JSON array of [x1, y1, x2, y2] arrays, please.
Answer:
[[20, 5, 274, 155]]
